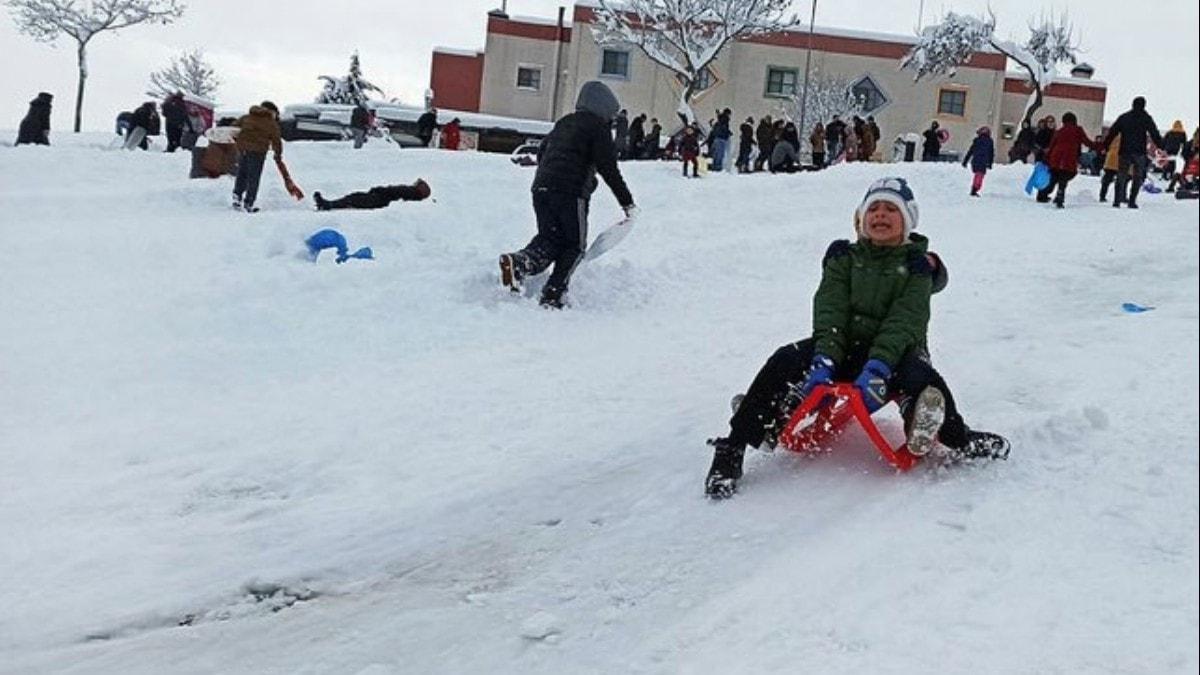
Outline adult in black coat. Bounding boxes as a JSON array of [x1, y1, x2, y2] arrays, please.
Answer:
[[499, 81, 636, 308], [349, 103, 371, 149], [628, 114, 646, 159], [416, 108, 438, 147], [16, 92, 53, 146], [754, 116, 774, 171], [161, 92, 189, 152], [921, 121, 942, 161], [127, 102, 160, 150], [824, 116, 846, 160], [613, 109, 629, 159], [736, 117, 755, 172], [1009, 120, 1036, 163], [1102, 96, 1165, 208], [645, 118, 662, 159]]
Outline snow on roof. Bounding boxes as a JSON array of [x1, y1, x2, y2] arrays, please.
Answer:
[[1005, 71, 1108, 88], [372, 104, 555, 136], [433, 46, 484, 57], [506, 13, 572, 28]]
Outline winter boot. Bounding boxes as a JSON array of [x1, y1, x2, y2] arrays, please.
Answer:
[[969, 189, 979, 197], [314, 191, 330, 211], [704, 438, 745, 499], [498, 253, 524, 293], [539, 285, 566, 310], [904, 386, 946, 458], [953, 429, 1011, 461], [232, 193, 243, 210]]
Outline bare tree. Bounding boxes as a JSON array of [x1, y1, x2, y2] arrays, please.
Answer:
[[592, 0, 800, 126], [783, 73, 864, 154], [901, 10, 1079, 127], [7, 0, 185, 132], [147, 48, 219, 99]]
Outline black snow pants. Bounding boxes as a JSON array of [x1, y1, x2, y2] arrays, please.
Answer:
[[234, 151, 267, 208], [728, 338, 968, 450], [1114, 153, 1149, 206], [322, 184, 424, 210], [512, 188, 589, 302]]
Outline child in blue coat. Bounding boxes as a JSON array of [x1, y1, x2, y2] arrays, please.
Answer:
[[962, 126, 995, 196]]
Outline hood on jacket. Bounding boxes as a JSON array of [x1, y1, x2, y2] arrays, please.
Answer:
[[31, 92, 52, 106], [575, 81, 620, 122]]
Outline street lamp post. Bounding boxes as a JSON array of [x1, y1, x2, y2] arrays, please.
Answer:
[[797, 0, 818, 163]]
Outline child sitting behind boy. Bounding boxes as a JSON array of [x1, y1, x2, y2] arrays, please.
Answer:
[[705, 178, 1009, 498]]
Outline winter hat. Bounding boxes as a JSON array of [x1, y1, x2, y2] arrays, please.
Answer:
[[413, 178, 431, 200], [260, 101, 279, 115], [855, 177, 919, 239], [575, 81, 620, 122]]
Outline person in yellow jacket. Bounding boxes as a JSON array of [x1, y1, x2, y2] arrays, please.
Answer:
[[1099, 133, 1124, 203], [232, 101, 283, 212]]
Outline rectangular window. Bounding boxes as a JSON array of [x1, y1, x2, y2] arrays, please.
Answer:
[[516, 66, 541, 91], [937, 88, 967, 116], [764, 67, 798, 98], [601, 50, 630, 79]]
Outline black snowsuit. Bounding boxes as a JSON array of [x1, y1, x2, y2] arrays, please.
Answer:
[[161, 95, 189, 152], [628, 116, 645, 159], [317, 182, 428, 210], [754, 119, 774, 171], [922, 127, 941, 161], [16, 93, 52, 146], [736, 122, 754, 172], [1102, 102, 1165, 206], [416, 111, 437, 147], [506, 82, 634, 306], [129, 104, 159, 149]]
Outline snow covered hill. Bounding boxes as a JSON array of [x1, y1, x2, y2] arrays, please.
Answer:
[[2, 135, 1197, 674]]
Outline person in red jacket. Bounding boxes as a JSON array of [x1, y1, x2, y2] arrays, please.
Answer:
[[440, 117, 461, 150], [1037, 111, 1101, 208]]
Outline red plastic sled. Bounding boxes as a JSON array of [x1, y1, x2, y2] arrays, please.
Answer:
[[777, 383, 920, 471], [275, 157, 305, 200]]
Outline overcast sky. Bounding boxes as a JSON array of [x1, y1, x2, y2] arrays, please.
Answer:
[[2, 0, 1197, 133]]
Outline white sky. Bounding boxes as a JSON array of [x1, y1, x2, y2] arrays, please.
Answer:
[[2, 0, 1197, 133]]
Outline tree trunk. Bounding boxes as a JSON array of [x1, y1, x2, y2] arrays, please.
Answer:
[[74, 42, 88, 133], [1022, 84, 1045, 129]]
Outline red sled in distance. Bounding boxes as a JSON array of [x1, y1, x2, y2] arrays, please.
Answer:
[[778, 383, 920, 471]]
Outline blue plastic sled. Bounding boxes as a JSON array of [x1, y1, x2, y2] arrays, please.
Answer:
[[1024, 162, 1051, 195], [305, 228, 373, 264]]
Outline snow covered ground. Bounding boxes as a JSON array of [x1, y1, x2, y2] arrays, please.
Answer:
[[1, 134, 1197, 674]]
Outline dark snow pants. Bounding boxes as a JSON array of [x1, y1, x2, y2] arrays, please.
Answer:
[[166, 123, 184, 152], [727, 338, 968, 450], [234, 151, 267, 207], [322, 184, 424, 210], [1037, 169, 1075, 205], [513, 189, 589, 301], [1114, 153, 1149, 205]]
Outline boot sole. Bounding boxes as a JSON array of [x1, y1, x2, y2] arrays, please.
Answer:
[[498, 254, 521, 293], [907, 387, 945, 457]]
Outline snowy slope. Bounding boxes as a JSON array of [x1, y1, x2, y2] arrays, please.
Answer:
[[1, 135, 1196, 674]]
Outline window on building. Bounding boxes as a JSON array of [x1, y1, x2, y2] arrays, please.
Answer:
[[601, 49, 630, 79], [764, 66, 798, 98], [516, 66, 542, 91], [1001, 123, 1016, 140], [937, 88, 967, 116], [851, 75, 889, 114]]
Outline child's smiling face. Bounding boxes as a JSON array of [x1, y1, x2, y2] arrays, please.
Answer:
[[863, 200, 905, 246]]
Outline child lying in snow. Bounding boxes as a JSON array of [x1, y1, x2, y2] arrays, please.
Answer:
[[313, 179, 431, 210], [705, 177, 1009, 499]]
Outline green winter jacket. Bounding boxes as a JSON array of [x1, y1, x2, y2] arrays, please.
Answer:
[[812, 234, 934, 368]]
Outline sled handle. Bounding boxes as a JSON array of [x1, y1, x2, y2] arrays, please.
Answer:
[[787, 383, 919, 471]]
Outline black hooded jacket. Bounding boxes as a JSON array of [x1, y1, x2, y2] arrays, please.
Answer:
[[16, 93, 52, 145], [532, 82, 633, 207], [1103, 102, 1163, 157]]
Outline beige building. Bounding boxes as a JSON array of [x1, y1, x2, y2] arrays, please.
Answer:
[[431, 3, 1107, 161]]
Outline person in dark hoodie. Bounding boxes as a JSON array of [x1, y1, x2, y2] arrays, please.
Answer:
[[232, 101, 283, 212], [627, 114, 646, 160], [736, 117, 755, 173], [349, 102, 371, 149], [125, 101, 160, 150], [16, 92, 53, 146], [314, 179, 431, 210], [498, 81, 636, 309], [1102, 96, 1164, 209], [645, 118, 662, 160], [416, 107, 438, 147], [161, 92, 189, 153], [754, 115, 775, 171]]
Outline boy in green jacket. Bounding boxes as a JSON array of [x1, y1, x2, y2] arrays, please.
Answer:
[[706, 177, 1008, 499]]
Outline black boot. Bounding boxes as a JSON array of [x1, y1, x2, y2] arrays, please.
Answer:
[[705, 438, 745, 499], [314, 192, 330, 211], [539, 284, 566, 309], [947, 429, 1010, 461]]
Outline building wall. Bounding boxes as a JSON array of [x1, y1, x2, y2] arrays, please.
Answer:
[[430, 50, 484, 112], [478, 14, 571, 121], [996, 79, 1107, 159], [463, 4, 1107, 162]]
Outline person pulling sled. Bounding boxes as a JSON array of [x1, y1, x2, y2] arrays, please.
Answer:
[[498, 81, 636, 309], [705, 178, 1009, 499]]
